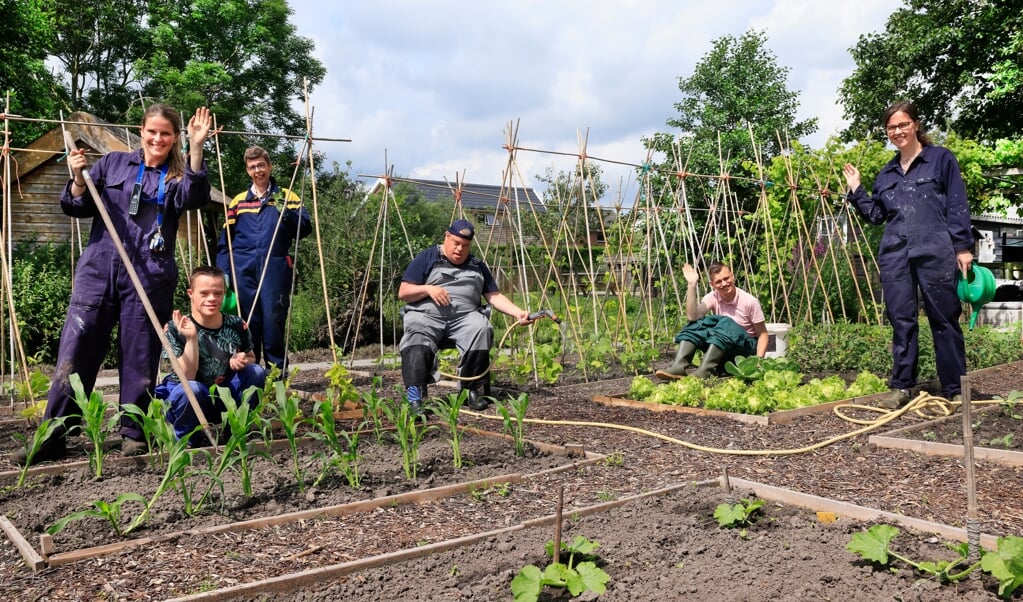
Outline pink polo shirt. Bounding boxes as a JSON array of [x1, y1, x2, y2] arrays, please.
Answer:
[[701, 287, 765, 337]]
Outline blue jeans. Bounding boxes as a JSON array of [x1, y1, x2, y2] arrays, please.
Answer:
[[156, 364, 266, 445]]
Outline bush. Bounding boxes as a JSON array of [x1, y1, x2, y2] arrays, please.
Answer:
[[787, 319, 1023, 379], [11, 242, 74, 364]]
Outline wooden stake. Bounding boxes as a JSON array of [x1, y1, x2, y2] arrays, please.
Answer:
[[553, 485, 564, 565]]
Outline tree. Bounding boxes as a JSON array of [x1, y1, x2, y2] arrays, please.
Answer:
[[642, 28, 817, 268], [0, 0, 62, 145], [839, 0, 1023, 142], [42, 0, 326, 194]]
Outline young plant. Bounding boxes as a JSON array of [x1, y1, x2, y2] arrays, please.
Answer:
[[215, 385, 270, 497], [12, 416, 66, 488], [47, 493, 148, 537], [847, 524, 980, 583], [360, 380, 387, 444], [310, 396, 362, 488], [714, 497, 764, 536], [980, 534, 1023, 598], [381, 397, 433, 480], [433, 390, 467, 468], [511, 535, 610, 602], [324, 356, 359, 406], [271, 383, 309, 492], [70, 373, 121, 479], [123, 397, 179, 469], [496, 392, 530, 457]]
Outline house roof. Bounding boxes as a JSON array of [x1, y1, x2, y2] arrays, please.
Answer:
[[369, 177, 545, 212], [13, 111, 228, 205]]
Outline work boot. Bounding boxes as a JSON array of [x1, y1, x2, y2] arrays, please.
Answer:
[[466, 389, 490, 411], [406, 385, 425, 417], [692, 345, 727, 379], [121, 437, 149, 457], [10, 434, 67, 466], [655, 341, 699, 380], [878, 388, 911, 410]]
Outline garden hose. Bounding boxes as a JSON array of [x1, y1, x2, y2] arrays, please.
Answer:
[[460, 390, 1001, 457], [437, 309, 562, 384]]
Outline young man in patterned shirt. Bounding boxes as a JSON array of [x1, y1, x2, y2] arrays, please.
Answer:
[[157, 265, 266, 446]]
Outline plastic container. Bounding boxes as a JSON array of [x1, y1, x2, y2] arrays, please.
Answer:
[[957, 265, 996, 329], [764, 322, 791, 358]]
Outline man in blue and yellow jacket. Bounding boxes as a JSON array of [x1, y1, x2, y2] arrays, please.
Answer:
[[216, 146, 311, 371]]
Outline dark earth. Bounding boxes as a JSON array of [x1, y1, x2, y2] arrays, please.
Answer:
[[0, 351, 1021, 601]]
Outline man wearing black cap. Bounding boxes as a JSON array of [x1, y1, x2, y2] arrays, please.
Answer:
[[398, 218, 530, 412]]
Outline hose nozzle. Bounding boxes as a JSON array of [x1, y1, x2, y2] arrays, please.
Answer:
[[528, 309, 561, 324]]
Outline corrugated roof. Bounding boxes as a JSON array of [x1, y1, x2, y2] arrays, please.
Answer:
[[381, 178, 546, 212]]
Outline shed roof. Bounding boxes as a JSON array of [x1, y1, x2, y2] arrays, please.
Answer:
[[369, 177, 545, 212]]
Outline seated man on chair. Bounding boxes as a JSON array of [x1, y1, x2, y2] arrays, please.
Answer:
[[656, 261, 769, 380], [399, 219, 530, 413], [157, 265, 267, 445]]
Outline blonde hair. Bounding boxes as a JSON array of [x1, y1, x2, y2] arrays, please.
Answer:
[[141, 103, 186, 180]]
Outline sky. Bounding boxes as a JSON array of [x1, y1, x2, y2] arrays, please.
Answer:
[[286, 0, 902, 199]]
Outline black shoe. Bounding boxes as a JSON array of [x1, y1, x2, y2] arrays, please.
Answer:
[[121, 437, 149, 457], [10, 435, 67, 466], [466, 390, 490, 411], [408, 399, 423, 416]]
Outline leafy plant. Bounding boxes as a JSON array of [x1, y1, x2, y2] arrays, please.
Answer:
[[381, 397, 433, 480], [579, 334, 615, 374], [724, 355, 800, 382], [496, 392, 530, 457], [360, 380, 387, 444], [12, 416, 66, 488], [324, 355, 360, 406], [618, 343, 660, 375], [990, 433, 1016, 448], [714, 497, 764, 536], [47, 493, 148, 537], [980, 535, 1023, 598], [215, 385, 270, 497], [271, 383, 309, 492], [123, 397, 180, 469], [310, 395, 362, 489], [847, 524, 980, 583], [433, 390, 467, 468], [70, 373, 120, 479], [511, 535, 610, 602]]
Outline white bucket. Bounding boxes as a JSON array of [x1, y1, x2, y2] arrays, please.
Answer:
[[764, 323, 791, 358]]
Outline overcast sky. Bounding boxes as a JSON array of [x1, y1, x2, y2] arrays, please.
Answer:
[[287, 0, 901, 197]]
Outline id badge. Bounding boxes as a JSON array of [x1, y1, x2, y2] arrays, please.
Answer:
[[129, 182, 142, 215]]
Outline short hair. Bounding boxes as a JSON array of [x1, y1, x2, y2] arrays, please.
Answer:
[[243, 145, 271, 165], [707, 261, 731, 278], [189, 265, 226, 288]]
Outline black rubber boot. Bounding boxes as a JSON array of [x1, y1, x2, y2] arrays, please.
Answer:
[[466, 389, 490, 411], [10, 434, 67, 466], [693, 344, 727, 379], [655, 341, 699, 379]]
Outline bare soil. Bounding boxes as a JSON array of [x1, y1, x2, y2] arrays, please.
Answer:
[[0, 358, 1021, 601]]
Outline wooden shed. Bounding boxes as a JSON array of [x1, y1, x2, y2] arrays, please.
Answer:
[[3, 111, 226, 249]]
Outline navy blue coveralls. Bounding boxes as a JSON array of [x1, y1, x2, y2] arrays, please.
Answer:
[[847, 145, 973, 397], [216, 177, 311, 370], [44, 149, 210, 441]]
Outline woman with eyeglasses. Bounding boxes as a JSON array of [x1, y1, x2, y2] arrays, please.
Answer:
[[842, 100, 973, 410]]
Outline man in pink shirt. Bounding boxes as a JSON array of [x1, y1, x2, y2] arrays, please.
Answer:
[[655, 261, 769, 379]]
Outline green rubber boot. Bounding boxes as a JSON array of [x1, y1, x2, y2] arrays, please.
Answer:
[[655, 341, 699, 380], [692, 344, 727, 379]]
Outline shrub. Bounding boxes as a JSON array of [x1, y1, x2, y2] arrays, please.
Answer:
[[11, 242, 74, 364]]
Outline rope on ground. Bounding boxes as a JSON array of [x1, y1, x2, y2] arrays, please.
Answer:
[[458, 390, 998, 457]]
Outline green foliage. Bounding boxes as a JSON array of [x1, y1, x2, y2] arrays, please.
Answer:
[[271, 383, 308, 492], [432, 391, 467, 469], [839, 0, 1023, 141], [714, 498, 764, 530], [980, 535, 1023, 598], [47, 493, 148, 538], [496, 393, 530, 457], [310, 395, 361, 489], [847, 524, 982, 584], [12, 416, 66, 488], [10, 242, 74, 364], [628, 376, 657, 400], [381, 397, 433, 480], [511, 536, 610, 602], [360, 379, 388, 444], [215, 386, 271, 497], [0, 0, 60, 146], [123, 398, 178, 469], [724, 355, 800, 382], [69, 373, 120, 479]]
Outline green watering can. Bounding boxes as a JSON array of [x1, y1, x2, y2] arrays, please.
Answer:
[[221, 273, 238, 314], [957, 264, 996, 330]]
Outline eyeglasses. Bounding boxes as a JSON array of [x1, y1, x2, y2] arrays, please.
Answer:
[[885, 121, 913, 134]]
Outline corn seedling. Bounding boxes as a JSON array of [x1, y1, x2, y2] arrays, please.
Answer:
[[433, 390, 467, 468], [496, 392, 530, 457], [48, 492, 148, 537], [310, 396, 362, 488], [216, 385, 270, 497], [70, 373, 120, 479], [360, 380, 387, 443], [271, 382, 309, 492], [381, 397, 433, 480], [12, 416, 66, 488], [511, 535, 610, 602], [124, 398, 180, 469]]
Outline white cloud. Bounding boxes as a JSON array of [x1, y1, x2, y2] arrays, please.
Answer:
[[287, 0, 901, 193]]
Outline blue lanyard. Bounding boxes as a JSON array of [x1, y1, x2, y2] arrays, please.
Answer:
[[135, 160, 169, 226]]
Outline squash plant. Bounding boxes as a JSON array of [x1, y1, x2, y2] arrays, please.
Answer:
[[511, 535, 610, 602]]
